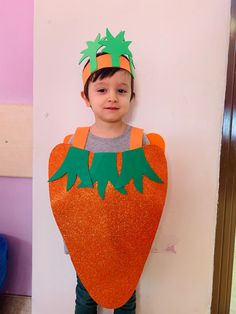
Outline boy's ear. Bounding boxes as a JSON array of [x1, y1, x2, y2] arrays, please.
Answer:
[[81, 91, 90, 107]]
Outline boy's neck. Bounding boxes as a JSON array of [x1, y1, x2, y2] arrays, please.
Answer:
[[90, 121, 128, 138]]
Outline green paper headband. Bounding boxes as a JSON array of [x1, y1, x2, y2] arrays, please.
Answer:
[[79, 28, 135, 85]]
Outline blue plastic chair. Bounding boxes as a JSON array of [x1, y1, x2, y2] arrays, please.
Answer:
[[0, 235, 8, 290]]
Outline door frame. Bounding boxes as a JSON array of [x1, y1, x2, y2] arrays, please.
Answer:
[[211, 1, 236, 312]]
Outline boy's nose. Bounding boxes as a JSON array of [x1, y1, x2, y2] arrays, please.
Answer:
[[108, 91, 118, 102]]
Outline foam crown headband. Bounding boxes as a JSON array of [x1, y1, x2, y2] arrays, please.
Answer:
[[79, 28, 135, 86]]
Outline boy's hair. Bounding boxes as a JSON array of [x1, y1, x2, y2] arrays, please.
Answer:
[[83, 53, 135, 101]]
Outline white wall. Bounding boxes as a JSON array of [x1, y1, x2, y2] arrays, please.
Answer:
[[33, 0, 230, 313]]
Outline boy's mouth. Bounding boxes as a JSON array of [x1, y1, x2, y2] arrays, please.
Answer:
[[104, 107, 119, 110]]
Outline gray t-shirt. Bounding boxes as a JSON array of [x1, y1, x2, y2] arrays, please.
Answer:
[[64, 125, 149, 254], [69, 124, 149, 151]]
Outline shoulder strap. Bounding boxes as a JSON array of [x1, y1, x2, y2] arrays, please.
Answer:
[[65, 126, 145, 150], [71, 127, 90, 149], [130, 127, 144, 149]]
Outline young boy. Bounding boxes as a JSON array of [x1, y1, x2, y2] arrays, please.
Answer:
[[48, 29, 168, 314]]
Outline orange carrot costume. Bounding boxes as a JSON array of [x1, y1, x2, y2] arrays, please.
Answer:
[[48, 127, 167, 308]]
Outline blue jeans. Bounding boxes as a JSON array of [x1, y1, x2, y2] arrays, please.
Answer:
[[75, 275, 136, 314]]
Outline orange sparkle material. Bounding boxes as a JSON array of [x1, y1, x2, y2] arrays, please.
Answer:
[[48, 139, 168, 309]]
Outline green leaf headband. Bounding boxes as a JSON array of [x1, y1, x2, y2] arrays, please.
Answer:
[[80, 28, 135, 85]]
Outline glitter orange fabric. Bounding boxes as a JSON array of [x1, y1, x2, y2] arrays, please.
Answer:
[[48, 139, 167, 309]]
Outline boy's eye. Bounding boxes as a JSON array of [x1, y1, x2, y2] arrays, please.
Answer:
[[118, 89, 127, 93], [97, 88, 106, 93]]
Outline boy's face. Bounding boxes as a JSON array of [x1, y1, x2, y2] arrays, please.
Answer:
[[81, 70, 133, 124]]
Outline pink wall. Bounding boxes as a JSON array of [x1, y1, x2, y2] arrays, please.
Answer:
[[0, 0, 33, 104], [0, 0, 33, 296]]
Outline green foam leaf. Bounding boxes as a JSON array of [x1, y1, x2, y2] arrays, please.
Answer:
[[48, 147, 93, 190], [89, 152, 126, 199], [79, 33, 103, 72], [100, 28, 133, 68], [116, 148, 163, 193]]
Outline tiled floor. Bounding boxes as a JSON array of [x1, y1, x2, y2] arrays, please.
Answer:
[[0, 295, 31, 314]]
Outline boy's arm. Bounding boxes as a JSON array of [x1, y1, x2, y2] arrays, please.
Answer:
[[64, 241, 69, 255], [142, 134, 150, 145]]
